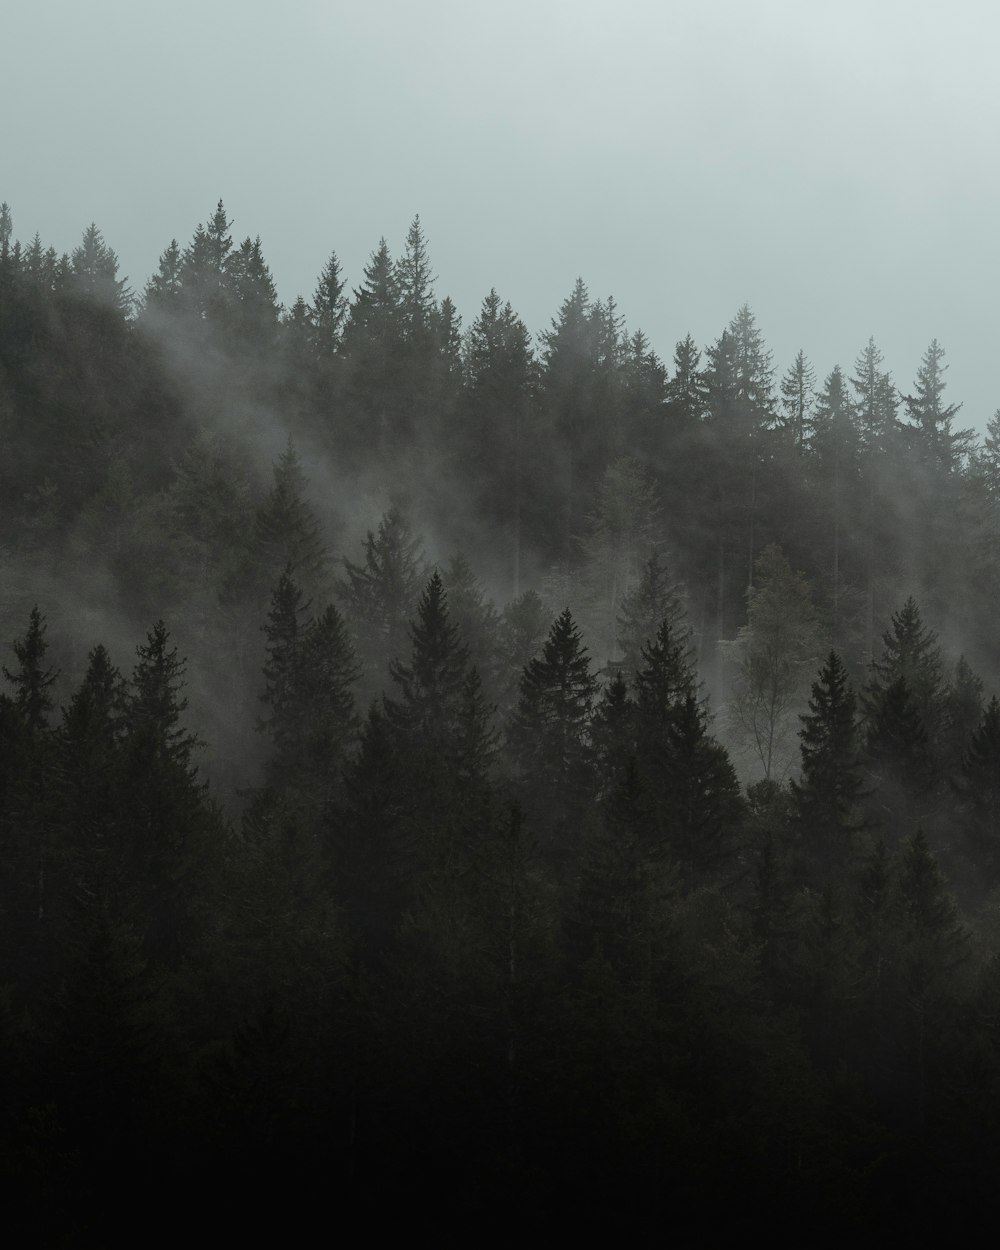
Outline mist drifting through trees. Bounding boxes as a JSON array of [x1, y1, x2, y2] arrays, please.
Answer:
[[4, 200, 1000, 1236]]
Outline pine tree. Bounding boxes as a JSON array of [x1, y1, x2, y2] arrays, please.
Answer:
[[864, 597, 945, 747], [507, 608, 598, 839], [385, 571, 471, 750], [634, 620, 740, 874], [119, 621, 213, 965], [441, 553, 501, 693], [665, 333, 707, 428], [579, 456, 663, 664], [616, 552, 687, 675], [71, 222, 132, 315], [339, 505, 426, 685], [142, 239, 183, 316], [226, 235, 280, 347], [723, 545, 823, 782], [258, 566, 312, 763], [3, 605, 57, 732], [903, 339, 972, 475], [496, 589, 550, 716], [460, 289, 537, 591], [790, 651, 863, 881], [808, 365, 858, 644], [252, 439, 330, 603], [342, 238, 402, 455], [779, 349, 816, 451], [258, 568, 359, 811], [180, 199, 233, 322], [312, 249, 347, 352], [863, 675, 935, 843], [953, 696, 1000, 891], [395, 214, 436, 340]]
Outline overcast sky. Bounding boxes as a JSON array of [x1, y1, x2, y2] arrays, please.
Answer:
[[4, 0, 999, 429]]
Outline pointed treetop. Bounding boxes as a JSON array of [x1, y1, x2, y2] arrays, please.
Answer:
[[3, 604, 57, 731]]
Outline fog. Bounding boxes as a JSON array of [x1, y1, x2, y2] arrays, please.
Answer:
[[5, 1, 1000, 426]]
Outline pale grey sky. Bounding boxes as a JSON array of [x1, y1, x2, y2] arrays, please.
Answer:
[[4, 0, 999, 427]]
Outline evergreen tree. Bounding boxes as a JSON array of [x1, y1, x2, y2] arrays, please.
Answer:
[[71, 222, 132, 315], [226, 235, 280, 348], [180, 199, 233, 322], [863, 675, 935, 843], [616, 552, 687, 675], [395, 214, 436, 340], [779, 349, 815, 450], [339, 504, 426, 687], [953, 696, 1000, 892], [3, 605, 56, 732], [790, 651, 864, 881], [142, 239, 183, 316], [119, 621, 213, 965], [312, 249, 347, 352], [864, 597, 945, 747], [441, 553, 501, 694], [579, 456, 663, 664], [459, 289, 537, 591], [252, 439, 330, 603], [385, 571, 472, 751], [257, 567, 359, 818], [496, 589, 550, 715], [507, 608, 598, 844], [342, 238, 402, 455], [903, 339, 972, 475], [634, 619, 740, 874], [808, 364, 859, 644], [723, 545, 823, 781]]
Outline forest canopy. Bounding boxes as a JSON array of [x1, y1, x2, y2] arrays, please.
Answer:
[[2, 200, 1000, 1236]]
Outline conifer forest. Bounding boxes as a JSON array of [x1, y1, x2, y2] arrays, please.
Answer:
[[5, 201, 1000, 1236]]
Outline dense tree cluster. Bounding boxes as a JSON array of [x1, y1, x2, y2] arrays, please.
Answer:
[[4, 199, 1000, 1234]]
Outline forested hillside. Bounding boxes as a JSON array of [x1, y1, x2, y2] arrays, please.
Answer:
[[3, 200, 1000, 1235]]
